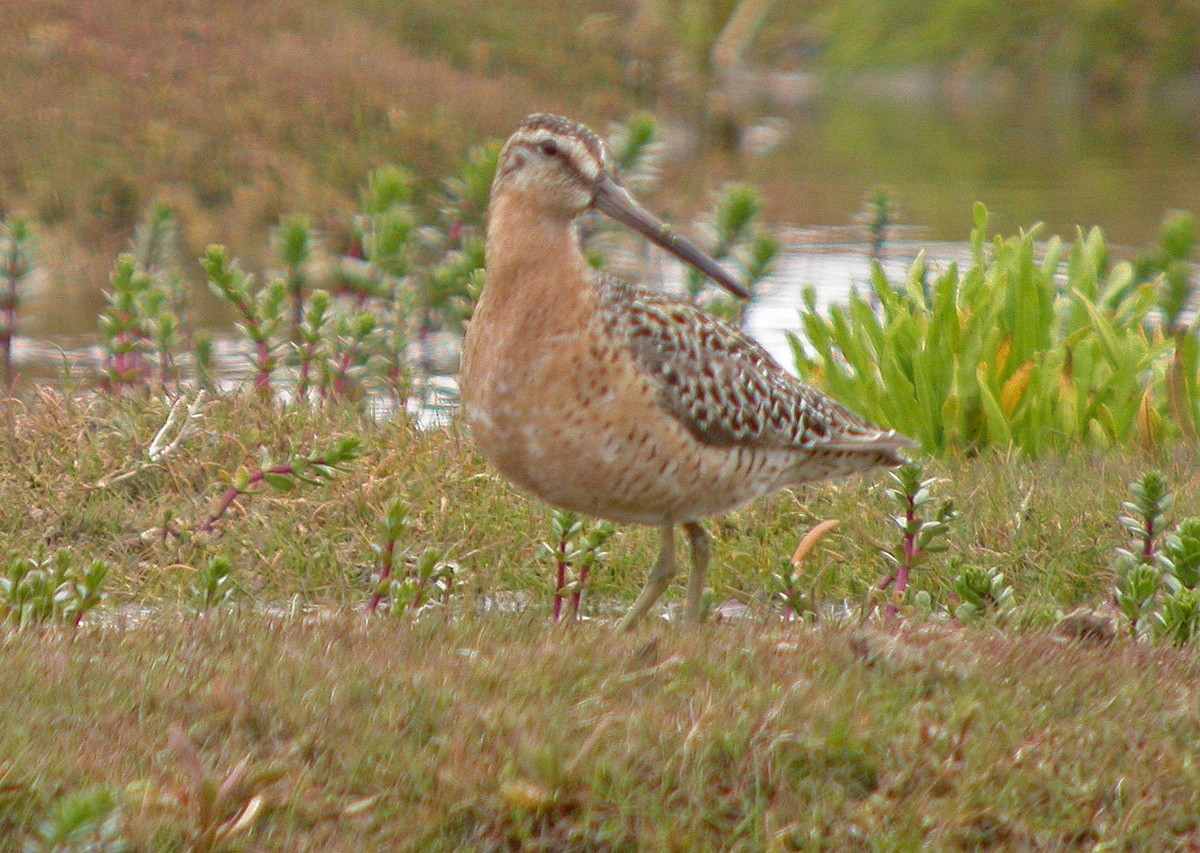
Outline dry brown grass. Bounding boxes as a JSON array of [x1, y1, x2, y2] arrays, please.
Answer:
[[3, 613, 1200, 848], [0, 0, 627, 308], [0, 393, 1197, 845]]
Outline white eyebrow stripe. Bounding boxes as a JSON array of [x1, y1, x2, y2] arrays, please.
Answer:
[[526, 130, 602, 182]]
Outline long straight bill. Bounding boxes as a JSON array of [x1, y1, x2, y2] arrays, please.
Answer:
[[593, 174, 750, 300]]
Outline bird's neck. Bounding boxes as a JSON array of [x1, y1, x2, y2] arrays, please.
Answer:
[[484, 190, 594, 319]]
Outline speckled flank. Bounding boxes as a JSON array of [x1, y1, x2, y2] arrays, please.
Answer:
[[460, 114, 912, 629]]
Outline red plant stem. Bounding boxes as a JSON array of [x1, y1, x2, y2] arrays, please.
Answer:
[[110, 316, 153, 392], [389, 365, 403, 408], [228, 296, 272, 394], [366, 535, 398, 613], [553, 538, 568, 622], [290, 282, 304, 336], [885, 498, 918, 622], [0, 330, 10, 388], [1144, 517, 1155, 559], [571, 564, 590, 619], [112, 332, 126, 389], [297, 343, 316, 400], [255, 339, 271, 393], [332, 351, 354, 398], [198, 460, 321, 533]]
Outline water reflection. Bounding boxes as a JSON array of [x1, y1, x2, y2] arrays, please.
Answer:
[[689, 87, 1200, 246]]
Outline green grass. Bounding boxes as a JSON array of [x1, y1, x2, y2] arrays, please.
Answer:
[[1, 392, 1197, 613], [0, 395, 1199, 845]]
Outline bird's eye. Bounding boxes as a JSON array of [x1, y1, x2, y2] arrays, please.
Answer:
[[539, 139, 559, 157]]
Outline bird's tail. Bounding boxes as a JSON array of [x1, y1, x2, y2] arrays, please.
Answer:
[[791, 430, 916, 484]]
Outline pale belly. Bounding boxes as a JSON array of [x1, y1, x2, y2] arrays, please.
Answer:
[[461, 341, 794, 525]]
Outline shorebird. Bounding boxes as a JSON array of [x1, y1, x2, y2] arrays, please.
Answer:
[[460, 114, 912, 631]]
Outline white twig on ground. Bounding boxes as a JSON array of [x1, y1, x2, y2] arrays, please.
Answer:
[[94, 391, 208, 488]]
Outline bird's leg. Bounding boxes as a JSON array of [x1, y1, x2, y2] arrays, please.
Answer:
[[617, 524, 676, 632], [683, 521, 710, 625]]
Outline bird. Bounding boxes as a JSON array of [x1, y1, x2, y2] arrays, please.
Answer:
[[460, 114, 913, 631]]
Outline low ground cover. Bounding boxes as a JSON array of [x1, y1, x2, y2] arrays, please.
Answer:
[[0, 394, 1197, 846]]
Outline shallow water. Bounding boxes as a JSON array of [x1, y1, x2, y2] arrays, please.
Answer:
[[701, 83, 1200, 247], [3, 233, 963, 418]]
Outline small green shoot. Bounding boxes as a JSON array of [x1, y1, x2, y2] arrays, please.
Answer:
[[131, 204, 185, 393], [273, 214, 314, 336], [1116, 470, 1172, 564], [540, 510, 615, 621], [543, 510, 582, 623], [198, 436, 362, 534], [877, 462, 956, 622], [292, 289, 331, 402], [606, 112, 662, 193], [367, 500, 411, 613], [951, 562, 1016, 623], [770, 556, 815, 623], [569, 520, 615, 620], [0, 215, 35, 389], [203, 245, 286, 396], [1111, 472, 1200, 642], [1113, 472, 1169, 633], [384, 549, 459, 618], [858, 186, 899, 266], [97, 255, 153, 394], [439, 141, 501, 238], [323, 308, 378, 400], [193, 332, 216, 394], [193, 556, 236, 613], [1151, 588, 1200, 646], [1114, 562, 1159, 639], [685, 183, 779, 326], [1162, 517, 1200, 592], [27, 785, 129, 852], [0, 550, 109, 629]]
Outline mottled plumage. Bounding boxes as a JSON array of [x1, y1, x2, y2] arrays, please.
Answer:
[[603, 278, 895, 454], [460, 114, 912, 630]]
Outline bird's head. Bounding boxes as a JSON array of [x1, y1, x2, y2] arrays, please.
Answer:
[[493, 114, 748, 299]]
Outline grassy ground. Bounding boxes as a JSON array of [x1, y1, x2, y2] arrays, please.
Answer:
[[5, 613, 1200, 850], [3, 392, 1198, 612], [1, 394, 1199, 847]]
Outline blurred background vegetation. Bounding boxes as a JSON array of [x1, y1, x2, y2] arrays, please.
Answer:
[[1, 0, 1199, 332]]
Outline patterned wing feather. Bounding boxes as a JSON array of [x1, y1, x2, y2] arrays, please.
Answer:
[[601, 280, 908, 457]]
